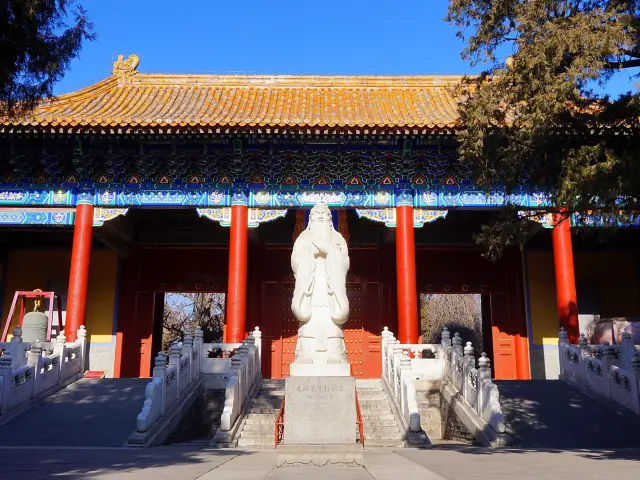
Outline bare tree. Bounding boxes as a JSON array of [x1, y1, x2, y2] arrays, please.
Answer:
[[421, 294, 483, 352], [162, 293, 224, 351]]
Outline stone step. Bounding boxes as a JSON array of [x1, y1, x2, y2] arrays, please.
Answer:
[[259, 384, 284, 390], [359, 407, 394, 415], [242, 423, 275, 432], [363, 438, 404, 447], [364, 432, 404, 441], [239, 430, 274, 439], [363, 426, 403, 435], [237, 437, 274, 447], [355, 393, 387, 400], [245, 417, 278, 426], [249, 408, 280, 414], [360, 420, 398, 427], [362, 413, 395, 421], [356, 380, 383, 385], [245, 412, 278, 419], [252, 401, 283, 408], [256, 394, 284, 400]]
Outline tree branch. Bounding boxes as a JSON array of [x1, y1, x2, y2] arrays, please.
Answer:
[[605, 58, 640, 69]]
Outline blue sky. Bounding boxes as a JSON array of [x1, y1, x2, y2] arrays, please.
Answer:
[[54, 0, 636, 96]]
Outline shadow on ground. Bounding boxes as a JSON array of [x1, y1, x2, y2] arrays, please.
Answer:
[[0, 446, 255, 480], [0, 378, 149, 447]]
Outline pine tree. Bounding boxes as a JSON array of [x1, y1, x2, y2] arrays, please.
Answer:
[[447, 1, 640, 257], [0, 1, 94, 117]]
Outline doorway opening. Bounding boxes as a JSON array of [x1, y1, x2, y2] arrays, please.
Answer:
[[149, 292, 225, 366], [419, 293, 489, 357]]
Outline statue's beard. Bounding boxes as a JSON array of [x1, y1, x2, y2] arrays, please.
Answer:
[[309, 220, 331, 239]]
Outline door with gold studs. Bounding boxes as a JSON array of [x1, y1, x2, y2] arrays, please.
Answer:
[[271, 279, 382, 379]]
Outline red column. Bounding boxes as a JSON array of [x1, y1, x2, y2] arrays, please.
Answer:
[[226, 201, 248, 343], [66, 200, 94, 342], [553, 212, 579, 343], [396, 199, 419, 344]]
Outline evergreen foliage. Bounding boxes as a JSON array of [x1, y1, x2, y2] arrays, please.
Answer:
[[0, 0, 94, 117], [447, 1, 640, 257]]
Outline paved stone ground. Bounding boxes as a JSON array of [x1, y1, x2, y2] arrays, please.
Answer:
[[0, 379, 148, 447], [0, 446, 639, 480], [495, 380, 640, 448]]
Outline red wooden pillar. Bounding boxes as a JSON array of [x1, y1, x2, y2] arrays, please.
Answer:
[[396, 192, 419, 344], [226, 193, 248, 343], [553, 212, 579, 343], [66, 197, 94, 342]]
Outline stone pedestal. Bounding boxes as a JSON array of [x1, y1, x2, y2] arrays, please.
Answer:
[[278, 376, 360, 467], [284, 376, 356, 444], [289, 362, 351, 377]]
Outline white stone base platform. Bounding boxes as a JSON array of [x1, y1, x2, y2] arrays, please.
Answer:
[[276, 444, 364, 468]]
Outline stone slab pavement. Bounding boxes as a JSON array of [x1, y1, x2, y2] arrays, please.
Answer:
[[0, 446, 639, 480]]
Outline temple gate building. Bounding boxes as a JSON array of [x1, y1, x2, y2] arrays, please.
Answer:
[[1, 56, 638, 382]]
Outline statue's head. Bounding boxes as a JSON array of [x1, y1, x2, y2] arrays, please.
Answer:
[[308, 203, 333, 238]]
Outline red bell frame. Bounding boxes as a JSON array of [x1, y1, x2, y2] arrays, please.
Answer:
[[0, 291, 64, 342]]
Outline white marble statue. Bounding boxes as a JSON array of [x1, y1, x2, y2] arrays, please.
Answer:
[[291, 204, 350, 366]]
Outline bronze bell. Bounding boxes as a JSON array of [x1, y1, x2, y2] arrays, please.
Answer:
[[21, 293, 48, 343]]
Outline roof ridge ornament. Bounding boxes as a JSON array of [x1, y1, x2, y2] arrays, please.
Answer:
[[112, 54, 140, 82]]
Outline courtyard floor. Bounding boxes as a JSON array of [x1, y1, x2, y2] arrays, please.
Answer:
[[0, 445, 639, 480]]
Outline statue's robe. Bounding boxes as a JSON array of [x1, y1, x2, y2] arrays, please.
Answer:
[[291, 229, 350, 351]]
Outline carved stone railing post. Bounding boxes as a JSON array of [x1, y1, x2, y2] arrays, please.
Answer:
[[182, 332, 194, 385], [252, 327, 262, 372], [451, 332, 463, 393], [169, 342, 181, 368], [578, 333, 590, 358], [382, 327, 391, 379], [192, 327, 203, 380], [9, 327, 26, 369], [441, 326, 451, 347], [462, 342, 476, 405], [477, 352, 491, 414], [151, 352, 167, 415], [393, 340, 403, 399], [558, 327, 569, 346], [52, 332, 66, 376], [602, 342, 617, 373], [0, 354, 13, 413], [76, 325, 88, 373], [27, 340, 42, 367], [153, 351, 166, 378], [621, 331, 635, 370]]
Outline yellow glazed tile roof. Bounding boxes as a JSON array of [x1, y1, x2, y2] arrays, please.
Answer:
[[2, 57, 464, 130]]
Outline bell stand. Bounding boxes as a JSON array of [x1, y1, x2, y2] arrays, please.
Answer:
[[0, 290, 63, 343]]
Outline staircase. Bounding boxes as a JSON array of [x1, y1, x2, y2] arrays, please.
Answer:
[[236, 379, 284, 448], [356, 379, 404, 447], [416, 388, 475, 445]]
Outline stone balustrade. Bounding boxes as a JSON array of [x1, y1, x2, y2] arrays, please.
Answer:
[[135, 327, 203, 434], [381, 327, 434, 434], [440, 328, 510, 446], [133, 326, 262, 441], [0, 326, 87, 416], [220, 327, 262, 431], [558, 327, 640, 415], [200, 342, 242, 376]]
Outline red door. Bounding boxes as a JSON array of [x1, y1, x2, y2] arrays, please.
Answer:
[[267, 279, 382, 379], [490, 292, 518, 380]]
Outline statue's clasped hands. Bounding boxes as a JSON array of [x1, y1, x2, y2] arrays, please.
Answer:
[[312, 236, 330, 257]]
